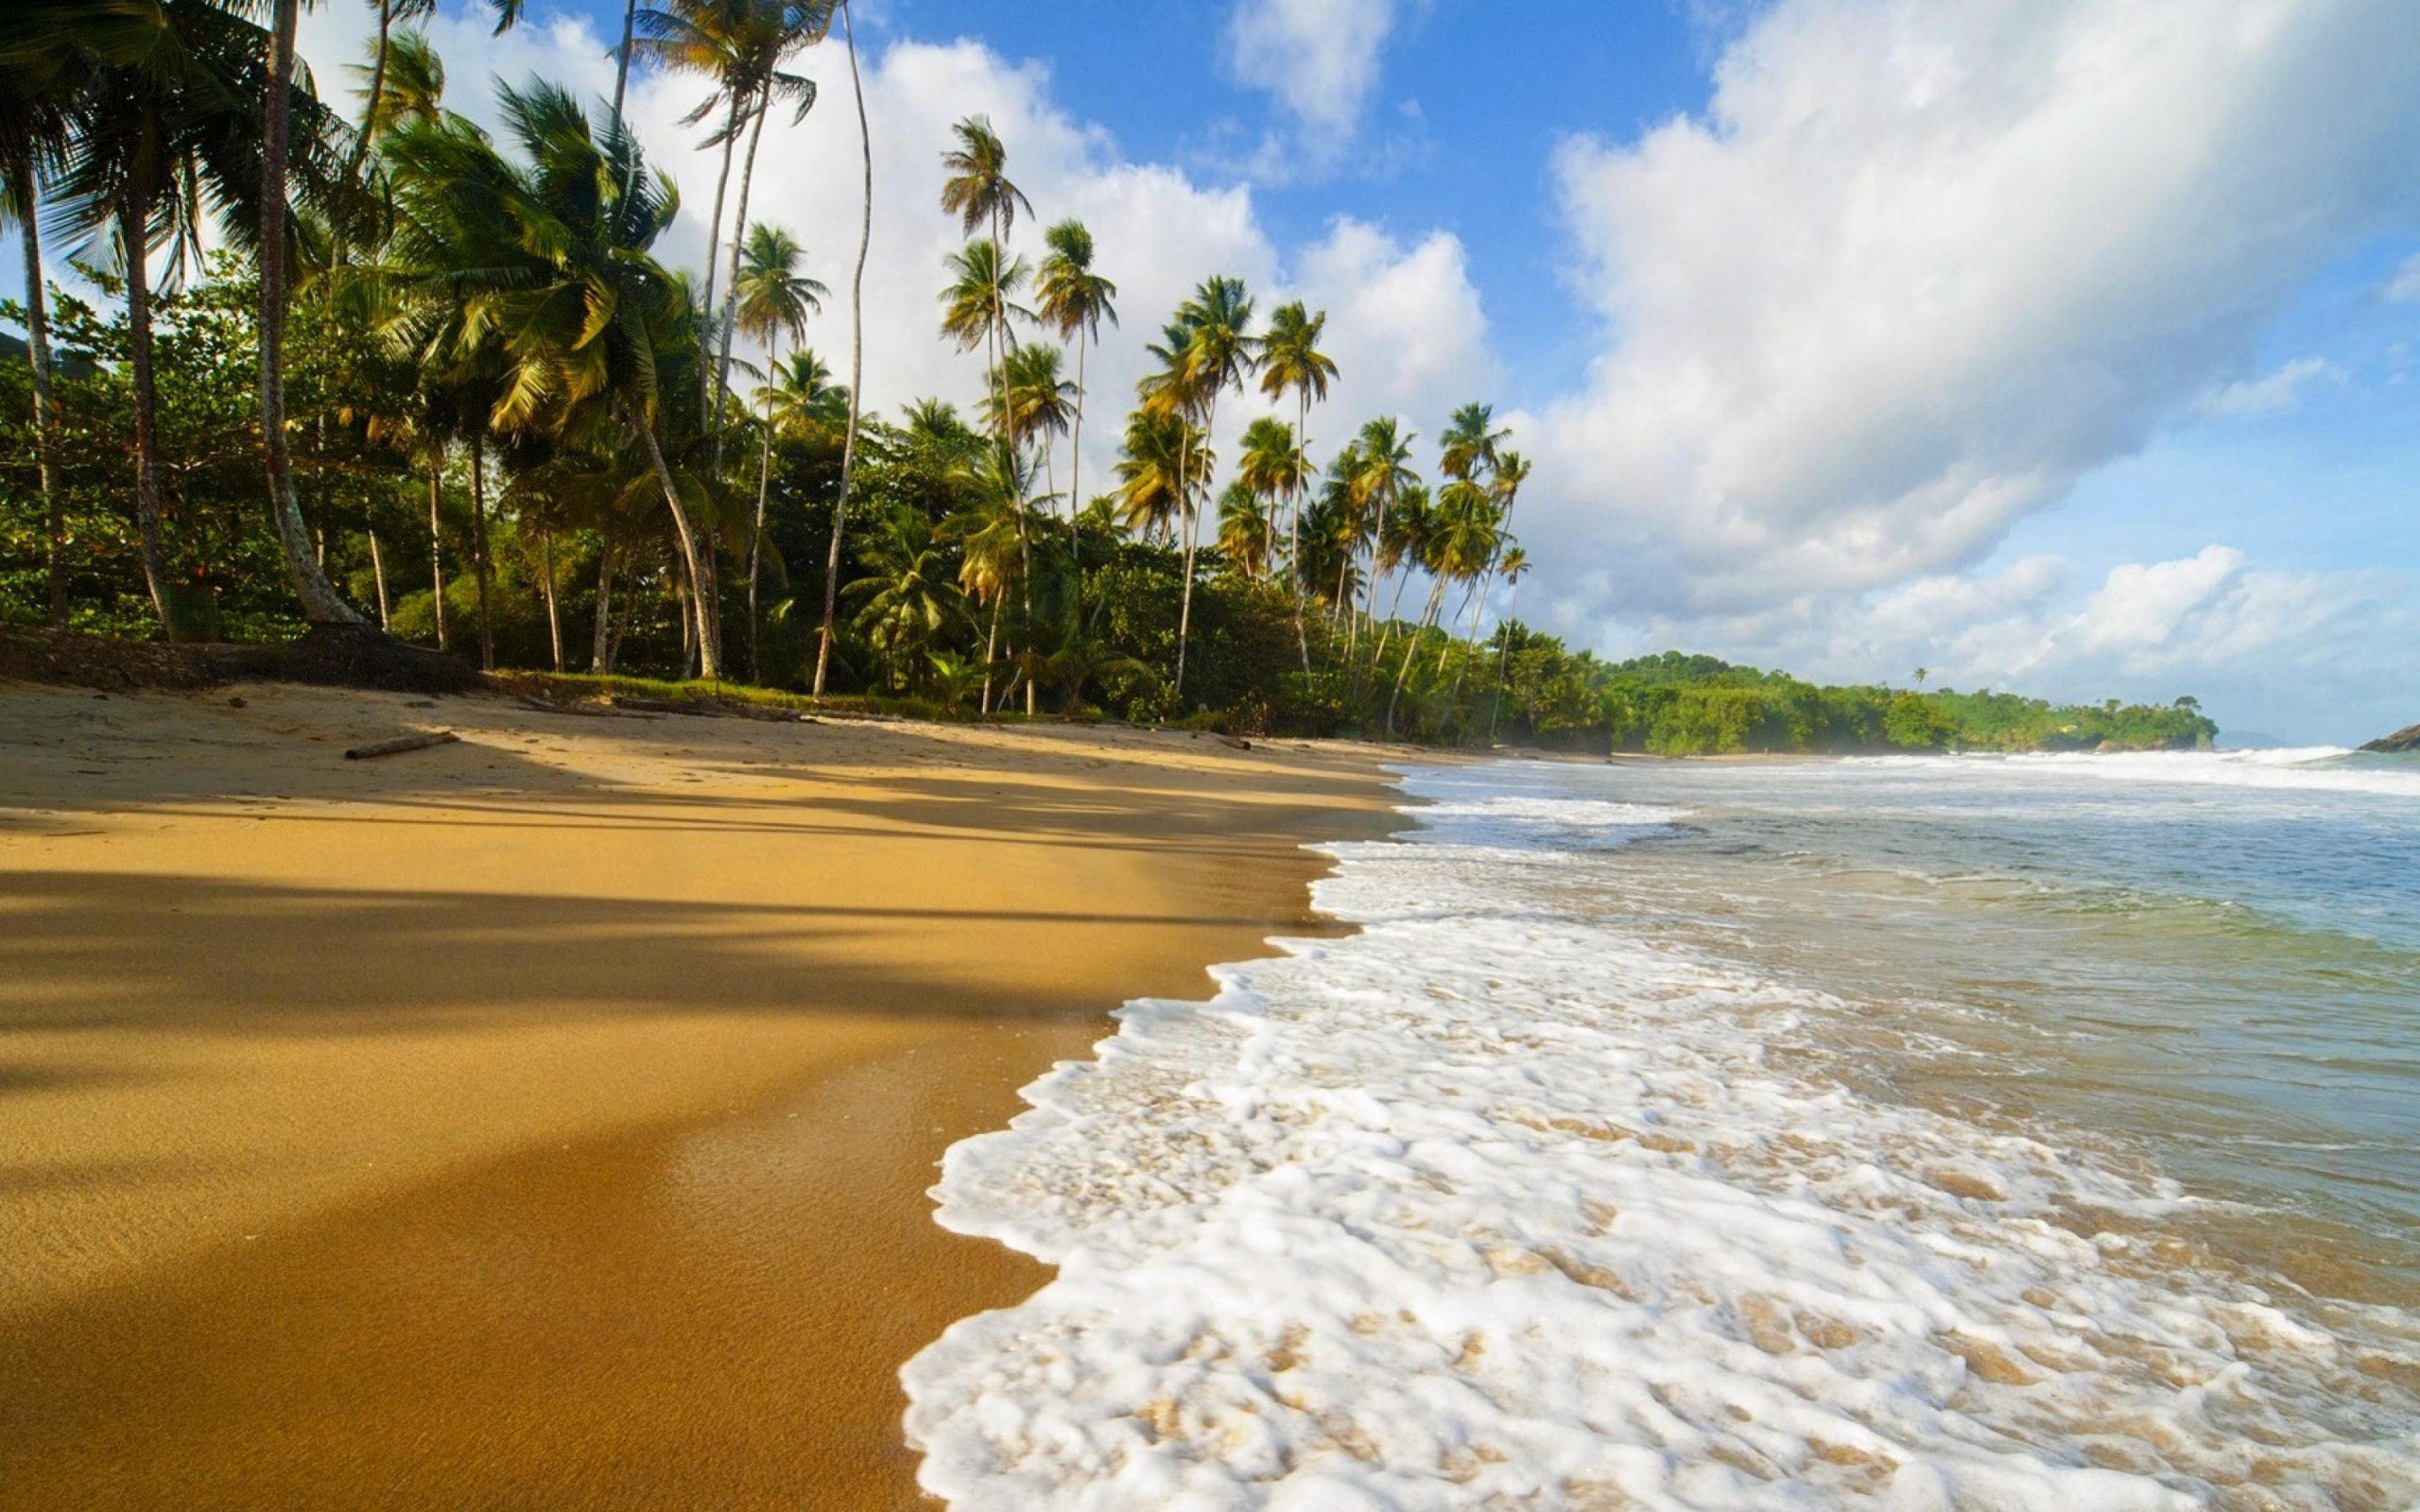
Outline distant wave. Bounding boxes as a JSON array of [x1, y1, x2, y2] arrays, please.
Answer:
[[1862, 747, 2420, 800]]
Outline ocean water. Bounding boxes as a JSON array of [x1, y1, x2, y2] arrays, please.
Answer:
[[902, 750, 2420, 1509]]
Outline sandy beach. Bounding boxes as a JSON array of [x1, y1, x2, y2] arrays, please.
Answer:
[[0, 680, 1393, 1508]]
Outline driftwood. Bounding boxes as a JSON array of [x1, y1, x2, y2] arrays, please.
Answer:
[[344, 730, 460, 761]]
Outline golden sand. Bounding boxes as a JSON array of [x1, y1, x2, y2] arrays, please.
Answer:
[[0, 681, 1392, 1507]]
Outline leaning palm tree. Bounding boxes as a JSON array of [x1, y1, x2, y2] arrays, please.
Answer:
[[260, 0, 369, 627], [1034, 217, 1115, 573], [814, 0, 871, 696], [732, 222, 826, 679], [1255, 301, 1336, 649], [383, 80, 726, 673]]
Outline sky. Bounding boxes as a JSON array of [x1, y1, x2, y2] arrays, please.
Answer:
[[22, 0, 2420, 743]]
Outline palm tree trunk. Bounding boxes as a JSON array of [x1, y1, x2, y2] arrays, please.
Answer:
[[426, 451, 448, 651], [610, 0, 638, 129], [120, 197, 170, 633], [637, 415, 722, 679], [541, 529, 563, 672], [469, 432, 494, 669], [748, 328, 780, 682], [698, 90, 745, 407], [1291, 392, 1310, 671], [815, 0, 870, 699], [260, 0, 362, 627], [368, 528, 391, 628], [354, 0, 393, 168], [1068, 335, 1087, 619], [980, 594, 1001, 714], [712, 79, 771, 473], [592, 541, 615, 672], [1388, 579, 1446, 735], [1488, 579, 1520, 742], [17, 177, 67, 628], [1173, 395, 1210, 699], [1452, 568, 1493, 694]]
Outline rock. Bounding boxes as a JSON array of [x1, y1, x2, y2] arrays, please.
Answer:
[[2360, 723, 2420, 753]]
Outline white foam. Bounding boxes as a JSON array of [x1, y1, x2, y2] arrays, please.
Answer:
[[902, 773, 2420, 1509], [1858, 747, 2420, 801]]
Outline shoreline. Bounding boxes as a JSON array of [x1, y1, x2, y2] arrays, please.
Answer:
[[0, 679, 1395, 1508]]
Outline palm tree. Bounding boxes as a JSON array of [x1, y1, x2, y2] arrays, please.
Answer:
[[1438, 401, 1509, 487], [1235, 415, 1305, 582], [1255, 301, 1336, 662], [845, 507, 960, 690], [383, 81, 726, 673], [1034, 217, 1115, 576], [0, 3, 127, 626], [939, 115, 1032, 451], [1216, 482, 1271, 577], [261, 0, 368, 626], [814, 0, 870, 696], [1487, 544, 1530, 741], [1347, 415, 1419, 658], [939, 444, 1031, 713], [1455, 447, 1528, 694], [988, 342, 1076, 484], [940, 114, 1032, 242], [732, 222, 825, 679], [706, 5, 828, 466], [1114, 404, 1205, 542], [1389, 475, 1496, 733], [1161, 275, 1256, 696], [60, 0, 287, 630], [348, 0, 435, 180]]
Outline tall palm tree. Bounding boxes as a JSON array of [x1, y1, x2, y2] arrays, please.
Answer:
[[1438, 401, 1510, 486], [988, 342, 1076, 485], [706, 5, 828, 471], [814, 0, 870, 696], [1456, 447, 1528, 694], [1389, 475, 1496, 733], [60, 0, 287, 630], [1255, 301, 1336, 662], [347, 0, 434, 180], [732, 221, 825, 679], [261, 0, 367, 626], [1347, 415, 1418, 655], [1034, 217, 1115, 575], [1158, 275, 1256, 696]]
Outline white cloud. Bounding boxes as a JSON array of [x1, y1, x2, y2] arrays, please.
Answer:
[[1521, 0, 2420, 628], [1225, 0, 1399, 136], [2387, 250, 2420, 304], [2195, 356, 2343, 418]]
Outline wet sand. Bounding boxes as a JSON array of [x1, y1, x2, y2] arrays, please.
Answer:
[[0, 681, 1392, 1507]]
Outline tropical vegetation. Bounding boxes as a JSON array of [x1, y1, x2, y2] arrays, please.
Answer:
[[0, 1, 2216, 754]]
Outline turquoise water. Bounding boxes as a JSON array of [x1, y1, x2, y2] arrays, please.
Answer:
[[1470, 747, 2420, 1302]]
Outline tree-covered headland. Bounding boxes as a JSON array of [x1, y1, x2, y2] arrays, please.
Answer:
[[0, 2, 2213, 757]]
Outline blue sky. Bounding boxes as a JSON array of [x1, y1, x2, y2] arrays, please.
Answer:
[[19, 0, 2420, 743]]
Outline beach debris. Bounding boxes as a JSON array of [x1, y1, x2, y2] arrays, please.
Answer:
[[404, 698, 437, 709], [227, 696, 248, 708], [343, 731, 460, 761], [1219, 734, 1253, 751]]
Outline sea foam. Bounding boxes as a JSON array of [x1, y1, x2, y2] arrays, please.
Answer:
[[901, 770, 2420, 1509]]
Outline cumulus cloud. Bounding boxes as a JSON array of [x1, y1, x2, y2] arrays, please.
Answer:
[[1523, 0, 2420, 626], [1225, 0, 1399, 136], [2195, 356, 2344, 418]]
